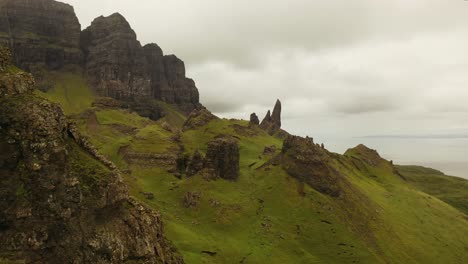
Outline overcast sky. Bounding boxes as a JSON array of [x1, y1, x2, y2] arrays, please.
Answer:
[[63, 0, 468, 176]]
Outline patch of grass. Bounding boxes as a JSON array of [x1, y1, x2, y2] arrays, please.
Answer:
[[39, 72, 94, 114], [131, 124, 176, 153], [67, 105, 468, 264], [396, 165, 468, 214], [159, 102, 187, 127], [96, 109, 148, 128]]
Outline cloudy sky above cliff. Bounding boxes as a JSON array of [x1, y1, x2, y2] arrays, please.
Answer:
[[63, 0, 468, 175]]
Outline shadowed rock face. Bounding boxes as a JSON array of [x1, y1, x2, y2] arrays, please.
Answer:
[[0, 48, 184, 264], [204, 136, 240, 180], [281, 135, 341, 197], [0, 1, 201, 116], [250, 113, 260, 125], [0, 0, 83, 72], [81, 13, 200, 114], [260, 99, 282, 135]]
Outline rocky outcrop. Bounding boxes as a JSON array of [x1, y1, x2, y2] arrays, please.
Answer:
[[250, 113, 260, 125], [204, 136, 240, 180], [260, 99, 282, 135], [0, 49, 184, 263], [81, 13, 200, 114], [186, 150, 204, 177], [0, 0, 82, 73], [183, 107, 218, 131], [0, 1, 201, 117], [280, 135, 341, 197]]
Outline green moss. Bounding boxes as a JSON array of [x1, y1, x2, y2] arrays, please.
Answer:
[[67, 140, 111, 193]]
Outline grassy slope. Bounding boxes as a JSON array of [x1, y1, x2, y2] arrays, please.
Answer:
[[38, 76, 468, 264], [81, 112, 467, 264], [396, 165, 468, 214], [37, 71, 94, 115]]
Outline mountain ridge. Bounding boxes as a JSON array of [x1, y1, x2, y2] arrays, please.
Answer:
[[0, 1, 467, 264]]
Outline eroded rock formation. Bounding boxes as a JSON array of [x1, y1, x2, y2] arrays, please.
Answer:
[[80, 13, 199, 114], [0, 0, 83, 72], [250, 113, 260, 125], [204, 136, 240, 180], [0, 0, 201, 117], [183, 107, 218, 131], [260, 99, 282, 135], [0, 48, 184, 264]]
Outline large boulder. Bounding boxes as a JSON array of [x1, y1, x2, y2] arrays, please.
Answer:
[[204, 136, 240, 180]]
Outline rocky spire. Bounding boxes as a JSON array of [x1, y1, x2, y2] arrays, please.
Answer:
[[271, 99, 282, 128], [260, 99, 282, 135]]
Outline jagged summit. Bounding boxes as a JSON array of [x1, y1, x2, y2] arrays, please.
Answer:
[[0, 0, 201, 118], [260, 99, 282, 135], [0, 47, 184, 263]]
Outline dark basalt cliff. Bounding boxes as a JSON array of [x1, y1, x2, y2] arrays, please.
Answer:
[[0, 0, 82, 73], [0, 0, 200, 116], [81, 13, 199, 114], [0, 47, 184, 263]]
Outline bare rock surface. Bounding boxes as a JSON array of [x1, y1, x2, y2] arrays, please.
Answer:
[[203, 136, 240, 180], [0, 48, 184, 264]]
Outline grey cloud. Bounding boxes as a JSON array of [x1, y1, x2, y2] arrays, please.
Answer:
[[61, 0, 468, 173]]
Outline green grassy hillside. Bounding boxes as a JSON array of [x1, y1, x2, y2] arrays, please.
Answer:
[[38, 77, 468, 264], [396, 165, 468, 214]]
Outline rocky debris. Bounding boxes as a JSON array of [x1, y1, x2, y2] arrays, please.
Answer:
[[203, 136, 240, 180], [0, 0, 83, 74], [260, 99, 282, 135], [0, 57, 184, 263], [0, 46, 35, 98], [0, 71, 35, 99], [250, 113, 260, 125], [281, 135, 341, 197], [183, 107, 218, 131], [263, 145, 277, 155], [186, 150, 205, 177], [81, 13, 200, 114], [183, 192, 201, 208]]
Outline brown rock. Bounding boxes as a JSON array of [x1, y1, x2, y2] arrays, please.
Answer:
[[0, 64, 184, 263], [183, 107, 218, 131], [81, 13, 200, 115], [204, 136, 240, 180], [250, 113, 260, 125], [260, 99, 282, 135], [186, 150, 204, 177], [183, 192, 201, 208], [0, 0, 83, 73], [263, 145, 277, 154]]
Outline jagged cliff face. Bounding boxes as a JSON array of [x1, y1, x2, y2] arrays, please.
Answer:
[[0, 0, 200, 116], [80, 13, 199, 113], [0, 0, 82, 72], [0, 47, 184, 263]]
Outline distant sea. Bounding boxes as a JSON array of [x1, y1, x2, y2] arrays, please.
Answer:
[[318, 137, 468, 179]]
